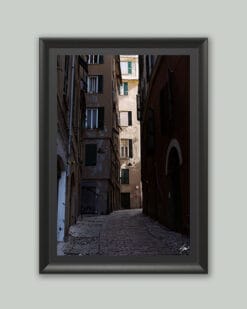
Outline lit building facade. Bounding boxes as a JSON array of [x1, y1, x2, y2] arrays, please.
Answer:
[[119, 55, 142, 209]]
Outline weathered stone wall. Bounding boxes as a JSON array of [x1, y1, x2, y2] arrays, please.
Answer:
[[57, 55, 87, 238], [81, 55, 121, 214], [140, 56, 190, 234]]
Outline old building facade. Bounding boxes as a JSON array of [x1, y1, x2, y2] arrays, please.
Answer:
[[80, 55, 122, 215], [57, 55, 88, 241], [138, 55, 190, 234], [119, 55, 142, 209]]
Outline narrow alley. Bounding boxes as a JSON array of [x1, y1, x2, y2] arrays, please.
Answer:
[[56, 54, 191, 256], [58, 209, 189, 256]]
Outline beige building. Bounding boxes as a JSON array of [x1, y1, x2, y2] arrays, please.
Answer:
[[81, 54, 122, 214], [119, 55, 142, 209]]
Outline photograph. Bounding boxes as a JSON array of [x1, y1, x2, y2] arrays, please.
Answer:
[[39, 38, 208, 273], [56, 54, 190, 257]]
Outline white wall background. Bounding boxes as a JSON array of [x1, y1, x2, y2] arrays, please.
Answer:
[[0, 0, 246, 308]]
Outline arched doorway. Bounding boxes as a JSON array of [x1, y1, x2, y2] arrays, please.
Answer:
[[166, 145, 183, 231], [57, 156, 66, 242]]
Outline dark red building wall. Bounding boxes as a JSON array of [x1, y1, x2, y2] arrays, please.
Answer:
[[141, 56, 190, 234]]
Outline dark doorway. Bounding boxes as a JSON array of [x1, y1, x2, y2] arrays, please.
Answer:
[[81, 187, 96, 214], [167, 147, 182, 231], [121, 192, 130, 209]]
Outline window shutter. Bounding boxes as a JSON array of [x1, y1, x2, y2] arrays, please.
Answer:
[[124, 82, 128, 95], [119, 84, 124, 95], [98, 107, 104, 130], [98, 75, 103, 93], [128, 111, 132, 126], [120, 62, 128, 74], [129, 139, 133, 158], [87, 77, 90, 93], [120, 112, 128, 126], [85, 144, 97, 166], [128, 61, 132, 74], [120, 169, 124, 183], [126, 169, 129, 184], [99, 55, 104, 64]]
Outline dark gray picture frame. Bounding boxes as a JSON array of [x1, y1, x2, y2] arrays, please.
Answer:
[[39, 38, 208, 274]]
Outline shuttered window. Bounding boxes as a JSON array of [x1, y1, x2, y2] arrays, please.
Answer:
[[128, 61, 132, 74], [120, 139, 129, 158], [87, 75, 103, 93], [120, 61, 132, 74], [120, 112, 128, 126], [121, 169, 129, 184], [120, 62, 128, 74], [119, 82, 128, 96], [124, 82, 128, 95], [85, 144, 97, 166], [85, 108, 98, 129], [120, 139, 133, 158], [85, 107, 104, 130], [88, 55, 104, 64], [120, 111, 132, 126]]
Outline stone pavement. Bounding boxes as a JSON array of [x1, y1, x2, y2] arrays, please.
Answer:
[[57, 215, 107, 256], [57, 209, 190, 256]]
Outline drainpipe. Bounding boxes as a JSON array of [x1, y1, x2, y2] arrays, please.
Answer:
[[67, 55, 75, 176]]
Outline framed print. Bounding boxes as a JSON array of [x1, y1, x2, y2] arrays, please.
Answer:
[[39, 38, 208, 273]]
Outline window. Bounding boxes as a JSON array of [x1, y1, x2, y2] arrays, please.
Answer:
[[120, 61, 132, 74], [85, 107, 104, 130], [85, 144, 97, 166], [121, 169, 129, 184], [119, 82, 128, 95], [128, 111, 132, 126], [120, 139, 133, 158], [85, 108, 97, 129], [87, 75, 103, 93], [120, 111, 132, 126], [128, 61, 132, 74], [129, 139, 133, 158], [88, 55, 104, 64]]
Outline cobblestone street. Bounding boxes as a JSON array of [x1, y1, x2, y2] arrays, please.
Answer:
[[57, 209, 189, 256]]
